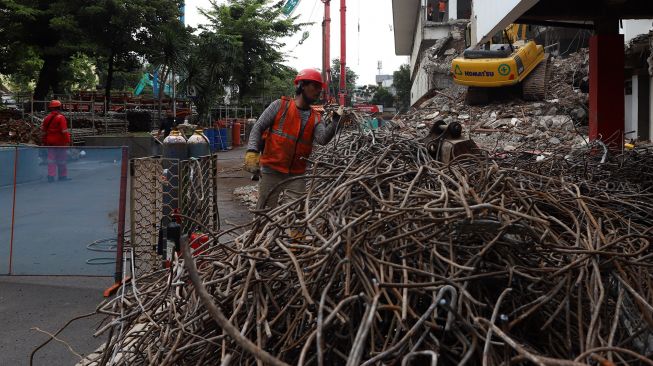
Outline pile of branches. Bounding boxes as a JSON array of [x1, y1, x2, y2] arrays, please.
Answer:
[[84, 127, 652, 365], [0, 118, 41, 144]]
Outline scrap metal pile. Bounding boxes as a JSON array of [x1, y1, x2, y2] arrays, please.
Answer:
[[83, 122, 653, 365]]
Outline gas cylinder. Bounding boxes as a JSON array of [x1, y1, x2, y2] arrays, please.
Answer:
[[190, 231, 209, 256], [163, 129, 188, 160], [187, 129, 210, 158], [232, 120, 241, 147]]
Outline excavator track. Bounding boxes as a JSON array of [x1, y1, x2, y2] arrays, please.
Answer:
[[465, 87, 489, 105], [522, 55, 550, 101]]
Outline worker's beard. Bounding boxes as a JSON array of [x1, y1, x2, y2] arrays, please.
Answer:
[[301, 90, 317, 105]]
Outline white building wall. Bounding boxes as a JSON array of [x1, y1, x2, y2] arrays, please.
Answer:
[[631, 76, 639, 138], [471, 0, 539, 45], [410, 11, 425, 76], [620, 20, 653, 43], [449, 0, 457, 20], [410, 8, 451, 77], [411, 66, 430, 106]]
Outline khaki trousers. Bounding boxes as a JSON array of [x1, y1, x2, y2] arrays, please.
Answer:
[[256, 171, 306, 209]]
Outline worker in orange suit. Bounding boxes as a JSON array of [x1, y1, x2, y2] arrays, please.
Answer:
[[41, 100, 71, 182], [438, 0, 447, 22], [244, 68, 343, 209]]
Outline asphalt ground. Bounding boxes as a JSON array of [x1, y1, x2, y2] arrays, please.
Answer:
[[0, 276, 112, 366]]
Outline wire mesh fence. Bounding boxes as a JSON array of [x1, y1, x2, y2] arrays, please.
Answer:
[[129, 154, 218, 278]]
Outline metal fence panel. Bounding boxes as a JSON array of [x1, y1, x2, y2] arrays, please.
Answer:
[[130, 155, 218, 278], [0, 146, 17, 274], [6, 146, 124, 276]]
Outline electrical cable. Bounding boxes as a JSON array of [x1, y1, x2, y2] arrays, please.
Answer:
[[84, 231, 129, 265]]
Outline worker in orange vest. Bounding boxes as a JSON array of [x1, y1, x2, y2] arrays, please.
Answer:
[[244, 68, 343, 209], [438, 0, 447, 22], [41, 100, 71, 182]]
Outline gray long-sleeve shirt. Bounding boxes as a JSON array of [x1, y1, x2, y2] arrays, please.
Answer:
[[247, 99, 338, 173]]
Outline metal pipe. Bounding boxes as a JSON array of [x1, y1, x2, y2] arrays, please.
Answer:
[[114, 146, 129, 282], [339, 0, 347, 106]]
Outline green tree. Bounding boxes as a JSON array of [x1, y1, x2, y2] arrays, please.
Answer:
[[372, 86, 394, 108], [178, 31, 239, 124], [254, 65, 297, 99], [60, 53, 97, 92], [329, 58, 358, 103], [77, 0, 183, 108], [200, 0, 305, 102], [357, 84, 378, 102], [393, 64, 411, 112], [0, 0, 88, 99], [5, 49, 43, 93], [146, 21, 192, 119]]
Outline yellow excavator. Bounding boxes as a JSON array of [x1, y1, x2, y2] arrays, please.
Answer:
[[451, 24, 550, 104]]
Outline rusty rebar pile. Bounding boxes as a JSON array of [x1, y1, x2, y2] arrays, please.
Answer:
[[87, 127, 652, 366]]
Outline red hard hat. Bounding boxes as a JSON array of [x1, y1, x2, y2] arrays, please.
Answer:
[[48, 100, 62, 109], [294, 68, 325, 88]]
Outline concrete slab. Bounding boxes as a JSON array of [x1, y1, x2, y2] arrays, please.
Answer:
[[214, 146, 255, 227], [0, 276, 111, 366]]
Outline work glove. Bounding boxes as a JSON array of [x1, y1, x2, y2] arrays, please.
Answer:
[[244, 150, 260, 173]]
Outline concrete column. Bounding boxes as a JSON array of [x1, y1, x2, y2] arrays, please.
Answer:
[[589, 25, 625, 146], [627, 75, 638, 138], [449, 0, 457, 20], [637, 74, 650, 140], [625, 84, 633, 136]]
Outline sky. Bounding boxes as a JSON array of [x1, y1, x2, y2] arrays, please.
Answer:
[[185, 0, 409, 86]]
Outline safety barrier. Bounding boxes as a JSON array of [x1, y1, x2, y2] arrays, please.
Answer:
[[129, 154, 219, 278], [0, 146, 127, 277]]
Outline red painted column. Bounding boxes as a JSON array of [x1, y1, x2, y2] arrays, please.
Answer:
[[339, 0, 347, 106], [322, 0, 331, 102], [589, 34, 625, 146]]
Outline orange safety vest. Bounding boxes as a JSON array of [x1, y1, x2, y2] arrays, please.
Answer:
[[438, 1, 446, 12], [260, 97, 321, 174]]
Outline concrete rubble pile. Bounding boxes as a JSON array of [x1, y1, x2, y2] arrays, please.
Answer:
[[233, 184, 259, 209], [627, 30, 653, 76], [397, 46, 593, 154]]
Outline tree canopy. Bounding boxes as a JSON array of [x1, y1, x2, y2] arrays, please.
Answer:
[[0, 0, 307, 117], [393, 64, 411, 112], [372, 86, 394, 108], [329, 58, 358, 101], [200, 0, 304, 102]]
